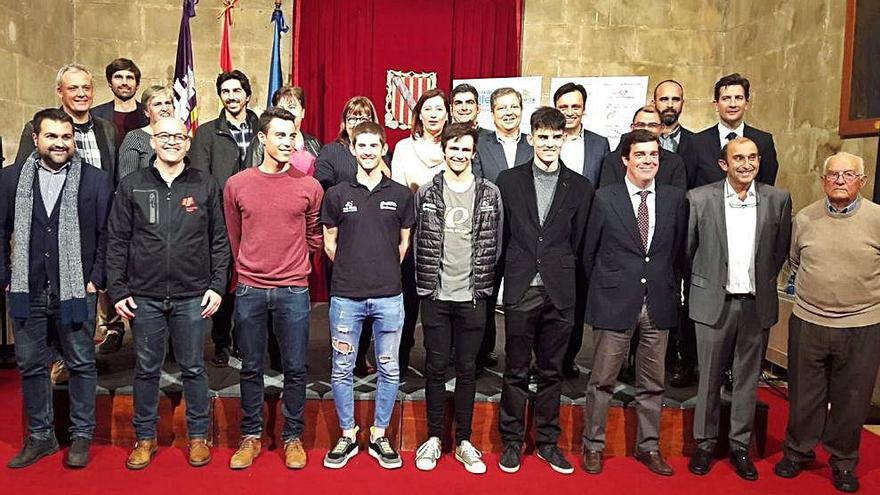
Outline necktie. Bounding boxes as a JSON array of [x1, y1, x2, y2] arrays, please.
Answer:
[[637, 190, 649, 252], [725, 131, 738, 143], [660, 134, 677, 153]]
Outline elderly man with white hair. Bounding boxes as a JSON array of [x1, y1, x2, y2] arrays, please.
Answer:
[[775, 152, 880, 493]]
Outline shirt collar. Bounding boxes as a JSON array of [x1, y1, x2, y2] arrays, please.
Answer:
[[624, 175, 655, 196], [718, 121, 745, 139], [724, 178, 758, 206], [663, 125, 681, 139], [35, 159, 70, 174], [826, 195, 861, 216], [496, 132, 521, 144]]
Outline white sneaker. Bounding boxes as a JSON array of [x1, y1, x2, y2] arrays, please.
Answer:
[[455, 440, 487, 474], [415, 437, 442, 471]]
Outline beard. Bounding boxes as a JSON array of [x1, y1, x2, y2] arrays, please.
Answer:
[[660, 111, 679, 126]]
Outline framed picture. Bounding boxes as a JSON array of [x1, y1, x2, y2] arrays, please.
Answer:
[[839, 0, 880, 138]]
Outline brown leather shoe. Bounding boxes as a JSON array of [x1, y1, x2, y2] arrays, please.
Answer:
[[635, 450, 673, 476], [126, 439, 158, 470], [188, 438, 211, 467], [284, 438, 307, 469], [582, 449, 603, 474], [229, 437, 261, 470]]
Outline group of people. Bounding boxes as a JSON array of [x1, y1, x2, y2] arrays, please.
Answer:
[[1, 58, 878, 494]]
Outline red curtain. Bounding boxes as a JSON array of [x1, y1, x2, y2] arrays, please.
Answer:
[[293, 0, 522, 147]]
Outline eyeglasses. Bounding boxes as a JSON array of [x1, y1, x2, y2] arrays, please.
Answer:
[[631, 122, 662, 130], [822, 171, 864, 183], [346, 115, 370, 126], [153, 133, 190, 143]]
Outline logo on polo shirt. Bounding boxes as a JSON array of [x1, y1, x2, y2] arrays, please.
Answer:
[[379, 201, 398, 211], [343, 200, 358, 213]]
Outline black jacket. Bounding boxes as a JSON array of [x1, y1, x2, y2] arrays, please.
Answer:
[[189, 109, 259, 189], [413, 173, 504, 299], [598, 144, 687, 190], [583, 183, 687, 331], [16, 115, 118, 185], [496, 160, 594, 310], [90, 101, 148, 129], [687, 124, 779, 189], [0, 159, 113, 291], [106, 164, 230, 303]]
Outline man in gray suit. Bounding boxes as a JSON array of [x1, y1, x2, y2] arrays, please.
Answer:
[[686, 137, 791, 480], [473, 87, 533, 183]]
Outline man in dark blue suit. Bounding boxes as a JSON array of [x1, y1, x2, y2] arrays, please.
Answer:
[[580, 130, 687, 477], [554, 82, 610, 186]]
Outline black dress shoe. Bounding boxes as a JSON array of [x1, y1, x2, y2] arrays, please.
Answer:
[[774, 457, 805, 478], [482, 351, 499, 367], [832, 468, 859, 493], [7, 436, 60, 468], [729, 449, 758, 481], [688, 448, 713, 475], [64, 437, 91, 468], [563, 362, 580, 379]]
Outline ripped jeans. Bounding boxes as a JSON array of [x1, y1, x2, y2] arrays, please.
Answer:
[[329, 294, 404, 430]]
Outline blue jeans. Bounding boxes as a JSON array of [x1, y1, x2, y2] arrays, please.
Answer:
[[12, 289, 97, 440], [234, 284, 311, 442], [131, 296, 209, 440], [329, 294, 404, 430]]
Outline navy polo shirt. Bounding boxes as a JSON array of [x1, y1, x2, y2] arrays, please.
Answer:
[[321, 176, 415, 299]]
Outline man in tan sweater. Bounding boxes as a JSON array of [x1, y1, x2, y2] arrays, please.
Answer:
[[776, 152, 880, 493]]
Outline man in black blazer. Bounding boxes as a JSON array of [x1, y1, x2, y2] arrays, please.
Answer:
[[1, 109, 113, 469], [597, 105, 687, 190], [554, 82, 610, 186], [686, 137, 791, 480], [581, 130, 687, 477], [496, 107, 593, 475], [473, 87, 533, 183], [688, 73, 779, 189]]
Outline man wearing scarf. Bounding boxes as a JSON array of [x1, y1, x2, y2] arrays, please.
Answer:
[[0, 108, 113, 469]]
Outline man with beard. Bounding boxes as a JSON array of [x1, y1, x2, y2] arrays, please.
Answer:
[[652, 80, 695, 158], [553, 82, 610, 186], [91, 58, 148, 147], [322, 122, 413, 470], [225, 108, 323, 470], [107, 117, 229, 469], [191, 70, 260, 367], [1, 108, 113, 469], [687, 137, 791, 481]]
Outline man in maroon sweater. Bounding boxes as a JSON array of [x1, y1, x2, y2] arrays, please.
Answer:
[[223, 108, 323, 470]]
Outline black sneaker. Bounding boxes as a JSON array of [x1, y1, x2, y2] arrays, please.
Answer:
[[7, 435, 60, 468], [368, 430, 402, 469], [498, 442, 522, 473], [64, 437, 91, 468], [97, 330, 123, 354], [536, 444, 574, 474], [210, 347, 230, 368], [323, 434, 359, 469]]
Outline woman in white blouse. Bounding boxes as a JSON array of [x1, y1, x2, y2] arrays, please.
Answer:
[[391, 88, 450, 192]]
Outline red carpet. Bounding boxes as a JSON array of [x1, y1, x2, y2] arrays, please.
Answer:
[[0, 369, 877, 494]]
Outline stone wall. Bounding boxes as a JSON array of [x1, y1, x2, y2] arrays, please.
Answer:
[[726, 0, 878, 211], [0, 0, 75, 163], [521, 0, 729, 134]]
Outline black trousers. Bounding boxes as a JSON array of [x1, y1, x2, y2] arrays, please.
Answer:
[[783, 315, 880, 470], [478, 274, 503, 362], [562, 276, 588, 367], [421, 298, 486, 444], [399, 253, 419, 374], [499, 286, 572, 446]]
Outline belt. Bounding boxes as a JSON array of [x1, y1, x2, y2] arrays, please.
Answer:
[[725, 293, 755, 300]]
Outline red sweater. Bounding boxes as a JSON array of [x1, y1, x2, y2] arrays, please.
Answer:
[[224, 167, 324, 288]]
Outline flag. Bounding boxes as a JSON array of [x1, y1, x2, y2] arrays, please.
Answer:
[[219, 0, 238, 72], [173, 0, 199, 133], [266, 6, 290, 108]]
